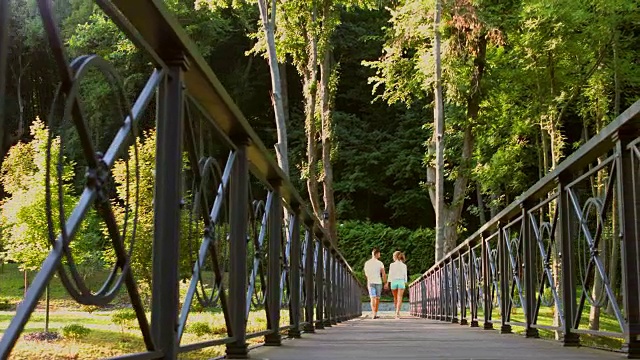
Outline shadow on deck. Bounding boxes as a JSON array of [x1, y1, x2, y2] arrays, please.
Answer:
[[249, 313, 623, 359]]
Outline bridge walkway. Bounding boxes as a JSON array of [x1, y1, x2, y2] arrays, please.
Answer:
[[250, 313, 622, 359]]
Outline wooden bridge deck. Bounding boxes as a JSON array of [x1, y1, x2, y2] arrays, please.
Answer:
[[250, 313, 623, 359]]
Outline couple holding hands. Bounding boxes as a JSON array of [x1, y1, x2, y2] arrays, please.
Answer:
[[363, 248, 407, 319]]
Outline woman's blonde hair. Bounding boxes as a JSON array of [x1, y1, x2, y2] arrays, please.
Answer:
[[393, 251, 405, 262]]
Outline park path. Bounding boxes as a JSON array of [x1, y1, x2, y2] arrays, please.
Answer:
[[249, 313, 623, 359]]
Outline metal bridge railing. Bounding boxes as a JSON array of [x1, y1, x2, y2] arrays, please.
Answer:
[[0, 1, 363, 359], [410, 100, 640, 358]]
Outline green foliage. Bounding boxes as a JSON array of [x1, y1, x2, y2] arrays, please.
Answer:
[[109, 129, 197, 293], [0, 120, 103, 272], [188, 322, 212, 337], [338, 221, 435, 279], [61, 324, 91, 340], [0, 297, 11, 311], [111, 308, 137, 333]]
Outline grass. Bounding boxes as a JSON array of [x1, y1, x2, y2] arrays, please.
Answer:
[[474, 302, 624, 351], [0, 263, 293, 359]]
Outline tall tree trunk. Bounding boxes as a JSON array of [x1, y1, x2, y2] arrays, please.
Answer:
[[433, 0, 445, 261], [303, 5, 322, 218], [257, 0, 289, 176], [279, 62, 290, 125], [319, 44, 337, 242]]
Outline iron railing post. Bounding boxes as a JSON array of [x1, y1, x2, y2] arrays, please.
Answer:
[[151, 63, 185, 360], [303, 229, 316, 333], [616, 132, 640, 357], [459, 254, 468, 325], [324, 251, 333, 327], [265, 185, 282, 346], [452, 260, 458, 323], [470, 249, 479, 327], [337, 264, 343, 322], [558, 177, 580, 346], [316, 243, 325, 329], [331, 255, 338, 325], [226, 142, 250, 358], [288, 210, 302, 338], [439, 268, 443, 320], [523, 203, 539, 338], [499, 224, 512, 334], [424, 277, 429, 318], [482, 235, 493, 329]]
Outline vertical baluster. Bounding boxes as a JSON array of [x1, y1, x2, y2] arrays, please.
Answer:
[[288, 211, 302, 338], [523, 203, 539, 338], [303, 228, 315, 333], [225, 142, 249, 358], [470, 248, 479, 327], [151, 62, 185, 360], [616, 133, 640, 357], [499, 224, 512, 334], [264, 184, 282, 346], [316, 242, 325, 329], [324, 249, 333, 327], [558, 177, 580, 346], [452, 260, 459, 323], [331, 254, 339, 325], [482, 235, 493, 330], [459, 254, 468, 325]]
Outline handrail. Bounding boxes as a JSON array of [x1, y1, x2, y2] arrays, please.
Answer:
[[107, 0, 357, 274], [412, 99, 640, 285], [409, 99, 640, 357]]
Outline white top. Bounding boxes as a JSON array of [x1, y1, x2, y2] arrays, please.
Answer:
[[388, 261, 407, 282], [363, 258, 384, 284]]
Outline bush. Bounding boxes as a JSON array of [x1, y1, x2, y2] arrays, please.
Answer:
[[61, 324, 90, 339], [338, 221, 435, 281], [189, 322, 212, 337], [0, 297, 12, 311], [111, 308, 137, 332]]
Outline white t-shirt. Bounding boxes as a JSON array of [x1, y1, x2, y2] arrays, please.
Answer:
[[388, 261, 407, 282], [364, 258, 384, 284]]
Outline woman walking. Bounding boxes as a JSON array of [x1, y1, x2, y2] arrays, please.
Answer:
[[388, 251, 408, 319]]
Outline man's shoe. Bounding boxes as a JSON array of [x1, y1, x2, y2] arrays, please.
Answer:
[[373, 315, 380, 319]]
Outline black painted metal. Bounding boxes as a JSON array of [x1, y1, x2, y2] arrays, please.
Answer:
[[304, 229, 316, 333], [151, 62, 186, 359], [226, 144, 250, 359], [288, 212, 302, 338], [410, 101, 640, 357], [0, 1, 363, 359], [316, 244, 326, 330], [265, 185, 283, 347]]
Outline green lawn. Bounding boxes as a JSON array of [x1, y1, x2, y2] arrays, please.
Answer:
[[475, 302, 624, 351], [0, 263, 292, 359]]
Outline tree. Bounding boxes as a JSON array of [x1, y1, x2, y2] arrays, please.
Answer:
[[0, 119, 103, 331], [366, 0, 504, 257]]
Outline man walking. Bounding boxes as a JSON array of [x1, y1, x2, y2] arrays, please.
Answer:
[[364, 248, 386, 319]]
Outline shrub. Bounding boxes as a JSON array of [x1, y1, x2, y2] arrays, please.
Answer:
[[61, 324, 90, 339], [337, 221, 435, 281], [189, 322, 211, 337], [111, 308, 137, 332], [0, 297, 12, 311]]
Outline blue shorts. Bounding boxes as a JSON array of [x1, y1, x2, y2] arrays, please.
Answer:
[[368, 284, 383, 297], [390, 280, 405, 290]]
